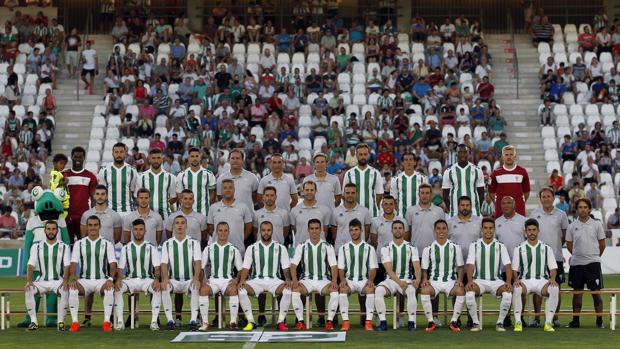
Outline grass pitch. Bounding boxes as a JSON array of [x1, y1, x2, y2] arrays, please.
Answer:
[[0, 276, 618, 349]]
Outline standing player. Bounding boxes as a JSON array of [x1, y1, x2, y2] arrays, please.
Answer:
[[207, 179, 253, 253], [406, 183, 445, 252], [257, 154, 298, 210], [24, 221, 71, 331], [137, 148, 177, 220], [160, 216, 203, 331], [371, 195, 408, 261], [176, 147, 216, 217], [337, 219, 378, 331], [530, 188, 568, 328], [290, 181, 331, 246], [199, 222, 243, 330], [331, 183, 372, 252], [448, 196, 482, 265], [254, 186, 290, 245], [391, 153, 428, 216], [511, 218, 560, 332], [464, 218, 513, 332], [374, 220, 421, 332], [80, 185, 122, 243], [342, 143, 384, 217], [489, 145, 531, 218], [122, 188, 164, 245], [290, 219, 339, 330], [165, 190, 208, 243], [114, 219, 165, 331], [98, 143, 138, 217], [442, 144, 485, 217], [304, 153, 342, 210], [420, 219, 466, 333], [63, 146, 97, 243], [67, 216, 117, 332], [237, 221, 293, 331], [216, 148, 259, 211], [566, 198, 606, 329]]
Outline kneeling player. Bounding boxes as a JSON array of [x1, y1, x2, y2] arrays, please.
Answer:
[[375, 220, 421, 332], [290, 219, 339, 330], [68, 216, 117, 332], [24, 221, 71, 331], [464, 218, 513, 332], [420, 219, 465, 333], [238, 221, 293, 331], [337, 218, 378, 331], [512, 218, 559, 332], [198, 222, 243, 330], [114, 219, 164, 331], [161, 216, 202, 331]]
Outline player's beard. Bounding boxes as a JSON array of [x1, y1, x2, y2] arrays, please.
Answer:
[[114, 157, 124, 164], [46, 233, 58, 241], [358, 158, 367, 166]]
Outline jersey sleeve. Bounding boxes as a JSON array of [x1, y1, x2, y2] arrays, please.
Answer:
[[176, 172, 185, 193], [546, 246, 558, 270], [155, 214, 164, 231], [565, 224, 574, 242], [207, 171, 217, 190], [466, 242, 476, 265], [380, 246, 391, 264], [242, 246, 254, 270], [560, 212, 569, 230], [206, 206, 215, 225], [233, 247, 243, 272], [390, 177, 399, 202], [201, 246, 209, 270], [595, 221, 606, 240], [160, 242, 170, 265], [106, 241, 117, 264], [322, 206, 331, 226], [333, 177, 342, 196], [374, 170, 384, 195], [291, 244, 303, 265], [370, 219, 379, 235], [199, 214, 208, 231], [242, 204, 253, 223], [288, 176, 297, 195], [476, 168, 485, 188], [168, 174, 177, 199], [27, 245, 38, 267], [421, 247, 430, 270], [97, 167, 107, 186], [488, 171, 497, 193], [122, 215, 132, 233], [129, 167, 139, 193], [279, 245, 291, 269], [216, 176, 223, 196], [251, 174, 259, 192], [118, 246, 127, 270], [113, 212, 123, 228], [454, 244, 464, 267], [441, 168, 451, 189], [511, 247, 520, 272], [257, 178, 266, 194], [342, 169, 352, 191], [368, 245, 378, 269], [164, 216, 173, 234], [411, 246, 420, 262], [191, 240, 202, 262], [326, 245, 337, 267], [337, 246, 345, 270], [363, 208, 372, 225], [62, 244, 71, 267], [521, 168, 531, 194], [80, 211, 89, 226], [500, 244, 511, 266], [151, 246, 161, 268], [88, 171, 98, 194], [71, 241, 80, 264]]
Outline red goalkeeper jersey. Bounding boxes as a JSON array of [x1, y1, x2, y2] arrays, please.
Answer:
[[62, 168, 97, 218]]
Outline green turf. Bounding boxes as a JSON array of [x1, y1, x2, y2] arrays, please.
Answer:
[[1, 276, 618, 348]]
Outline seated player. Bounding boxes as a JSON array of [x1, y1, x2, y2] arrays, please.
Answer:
[[511, 218, 560, 333], [113, 219, 165, 331], [24, 221, 71, 331], [238, 221, 293, 331], [160, 216, 202, 331], [374, 219, 421, 332], [337, 218, 378, 331], [198, 222, 243, 330], [68, 216, 117, 332], [420, 219, 466, 333], [464, 217, 513, 332], [290, 219, 339, 330]]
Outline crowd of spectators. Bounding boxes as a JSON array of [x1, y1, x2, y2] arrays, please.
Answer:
[[98, 9, 508, 203], [0, 9, 61, 238]]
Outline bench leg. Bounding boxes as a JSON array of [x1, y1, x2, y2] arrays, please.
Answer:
[[1, 295, 5, 330], [479, 296, 483, 330], [443, 294, 448, 325], [218, 294, 223, 329], [611, 294, 616, 331], [130, 294, 135, 329], [393, 296, 398, 330], [305, 294, 311, 329]]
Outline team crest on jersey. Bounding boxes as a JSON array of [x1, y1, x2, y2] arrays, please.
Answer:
[[298, 210, 303, 215], [415, 212, 419, 215], [260, 214, 265, 219], [339, 213, 344, 217], [537, 216, 542, 219], [497, 224, 502, 228], [453, 225, 457, 229]]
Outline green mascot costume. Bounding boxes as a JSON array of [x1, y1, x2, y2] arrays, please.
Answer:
[[18, 186, 70, 328]]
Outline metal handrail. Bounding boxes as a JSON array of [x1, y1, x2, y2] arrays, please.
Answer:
[[507, 10, 519, 100]]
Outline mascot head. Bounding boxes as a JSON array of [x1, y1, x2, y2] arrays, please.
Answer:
[[31, 186, 66, 221]]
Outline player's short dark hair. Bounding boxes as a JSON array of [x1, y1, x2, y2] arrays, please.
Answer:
[[216, 221, 229, 230], [173, 215, 187, 223], [308, 218, 322, 229], [355, 143, 370, 152], [344, 182, 357, 191], [229, 148, 245, 160], [419, 183, 432, 192], [458, 196, 472, 204], [53, 153, 68, 163], [434, 219, 448, 229], [181, 189, 193, 195], [382, 194, 395, 202], [136, 187, 150, 196], [132, 219, 145, 227], [524, 218, 539, 230], [113, 142, 127, 150], [392, 220, 405, 229], [44, 220, 58, 229], [481, 217, 495, 227], [71, 146, 86, 156], [263, 186, 277, 194], [302, 180, 316, 190], [148, 148, 163, 155], [402, 152, 417, 161], [86, 215, 101, 225], [95, 184, 108, 192], [259, 221, 273, 230], [221, 178, 235, 186], [188, 147, 201, 154], [349, 218, 362, 229]]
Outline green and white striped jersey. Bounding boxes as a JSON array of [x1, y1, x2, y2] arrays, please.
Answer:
[[137, 169, 177, 220], [390, 171, 428, 216], [343, 166, 385, 217], [466, 239, 511, 281], [421, 240, 464, 282], [441, 163, 485, 217], [242, 241, 290, 280], [98, 163, 138, 213], [380, 241, 420, 280], [71, 237, 117, 279], [201, 242, 243, 279], [337, 241, 378, 281], [118, 241, 160, 279], [161, 236, 202, 281], [512, 241, 558, 280], [28, 241, 70, 281], [176, 167, 216, 216], [291, 239, 338, 281]]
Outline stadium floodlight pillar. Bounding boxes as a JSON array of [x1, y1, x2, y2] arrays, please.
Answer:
[[611, 294, 617, 331], [392, 296, 398, 330]]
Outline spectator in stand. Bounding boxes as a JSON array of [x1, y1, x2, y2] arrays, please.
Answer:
[[549, 169, 564, 193], [538, 99, 555, 126], [607, 207, 620, 230], [477, 76, 494, 102], [579, 26, 596, 52], [585, 182, 603, 209], [531, 15, 554, 46]]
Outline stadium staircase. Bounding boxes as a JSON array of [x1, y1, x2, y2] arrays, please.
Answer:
[[49, 35, 114, 166], [486, 34, 545, 212]]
